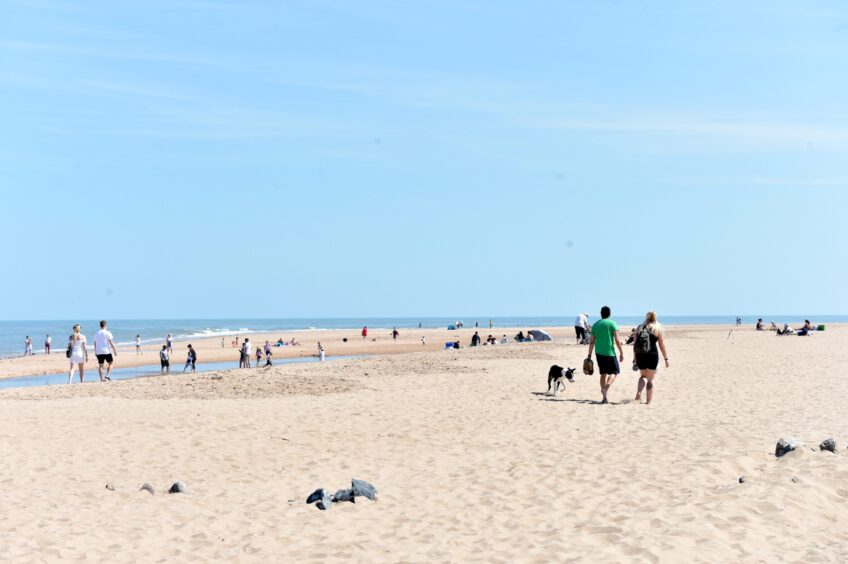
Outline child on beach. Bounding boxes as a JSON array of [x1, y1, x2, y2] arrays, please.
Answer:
[[264, 341, 273, 366], [135, 334, 142, 355], [318, 342, 325, 361], [256, 347, 262, 367], [24, 336, 32, 356], [160, 345, 170, 373]]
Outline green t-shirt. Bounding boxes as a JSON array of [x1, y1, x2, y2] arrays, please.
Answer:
[[591, 318, 619, 357]]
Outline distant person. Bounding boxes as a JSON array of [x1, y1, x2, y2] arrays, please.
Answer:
[[486, 334, 496, 345], [515, 331, 525, 342], [489, 319, 493, 329], [241, 338, 252, 368], [475, 321, 479, 328], [736, 317, 742, 326], [574, 312, 589, 344], [756, 319, 764, 331], [318, 342, 325, 361], [160, 345, 170, 373], [24, 336, 32, 356], [221, 337, 225, 348], [500, 334, 508, 344], [525, 332, 534, 342], [586, 306, 624, 405], [256, 346, 262, 367], [769, 321, 778, 331], [44, 334, 51, 355], [183, 344, 197, 373], [392, 327, 399, 341], [135, 334, 142, 355], [632, 311, 670, 405], [67, 324, 88, 384], [166, 333, 174, 355], [362, 326, 368, 340], [798, 319, 813, 336], [471, 332, 481, 347], [94, 320, 117, 382], [264, 341, 273, 366]]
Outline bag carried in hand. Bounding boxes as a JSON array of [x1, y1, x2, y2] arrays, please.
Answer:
[[66, 344, 72, 358], [583, 357, 594, 375]]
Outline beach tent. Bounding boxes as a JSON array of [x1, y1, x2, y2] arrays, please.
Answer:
[[528, 330, 553, 342]]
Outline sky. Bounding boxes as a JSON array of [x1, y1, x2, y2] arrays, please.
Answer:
[[1, 0, 847, 320]]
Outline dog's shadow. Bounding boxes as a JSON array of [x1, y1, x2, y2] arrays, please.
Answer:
[[531, 392, 606, 405]]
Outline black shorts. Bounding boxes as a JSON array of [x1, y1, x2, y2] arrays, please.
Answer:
[[96, 353, 113, 365], [596, 354, 620, 375], [635, 353, 659, 371], [161, 360, 170, 368], [574, 326, 586, 339]]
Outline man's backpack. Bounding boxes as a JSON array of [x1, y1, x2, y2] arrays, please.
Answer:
[[634, 324, 653, 355]]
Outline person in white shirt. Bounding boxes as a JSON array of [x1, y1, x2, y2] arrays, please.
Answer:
[[166, 333, 174, 355], [574, 313, 590, 344], [135, 334, 142, 355], [94, 320, 117, 382], [241, 338, 252, 368], [24, 336, 32, 356], [45, 334, 51, 355], [68, 324, 89, 384], [318, 342, 325, 361]]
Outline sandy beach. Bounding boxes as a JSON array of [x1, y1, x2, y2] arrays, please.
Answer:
[[0, 324, 846, 562]]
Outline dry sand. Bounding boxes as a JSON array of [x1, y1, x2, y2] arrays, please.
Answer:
[[1, 324, 847, 562]]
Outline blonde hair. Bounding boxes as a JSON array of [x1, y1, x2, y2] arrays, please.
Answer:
[[71, 324, 81, 340], [643, 311, 661, 336]]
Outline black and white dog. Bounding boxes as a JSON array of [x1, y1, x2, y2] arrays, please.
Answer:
[[547, 365, 576, 396]]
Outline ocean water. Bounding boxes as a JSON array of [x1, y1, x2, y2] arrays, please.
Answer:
[[1, 315, 844, 359]]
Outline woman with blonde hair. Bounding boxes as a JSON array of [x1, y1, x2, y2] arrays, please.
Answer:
[[67, 324, 89, 384], [633, 311, 669, 404]]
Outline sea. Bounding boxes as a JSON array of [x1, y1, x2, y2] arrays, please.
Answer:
[[2, 315, 844, 359]]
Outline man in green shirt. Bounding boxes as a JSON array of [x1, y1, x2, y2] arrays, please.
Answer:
[[586, 305, 624, 404]]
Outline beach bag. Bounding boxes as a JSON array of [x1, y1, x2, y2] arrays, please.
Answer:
[[66, 343, 72, 358], [583, 357, 594, 375], [635, 324, 653, 355]]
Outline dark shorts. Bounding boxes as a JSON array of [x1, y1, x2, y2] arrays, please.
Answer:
[[96, 353, 113, 365], [596, 354, 620, 375], [161, 360, 170, 368], [574, 326, 586, 339], [635, 352, 659, 371]]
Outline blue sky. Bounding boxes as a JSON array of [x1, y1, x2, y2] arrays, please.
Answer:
[[1, 0, 846, 319]]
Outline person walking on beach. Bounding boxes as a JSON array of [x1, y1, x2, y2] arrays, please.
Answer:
[[183, 344, 197, 373], [135, 334, 142, 355], [94, 320, 117, 382], [166, 333, 174, 355], [632, 311, 670, 405], [263, 341, 272, 366], [574, 312, 589, 344], [362, 326, 368, 340], [318, 342, 325, 361], [392, 327, 399, 341], [221, 337, 225, 349], [160, 345, 170, 373], [67, 325, 88, 384], [24, 336, 32, 356], [586, 306, 624, 404], [44, 334, 51, 355], [255, 346, 262, 367]]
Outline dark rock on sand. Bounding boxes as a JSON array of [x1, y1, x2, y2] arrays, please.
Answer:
[[168, 481, 189, 494], [139, 483, 156, 495], [351, 478, 378, 501], [306, 488, 325, 505], [819, 438, 837, 453], [738, 476, 746, 484], [332, 488, 355, 503], [105, 483, 116, 491], [316, 490, 333, 510], [775, 438, 798, 457]]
